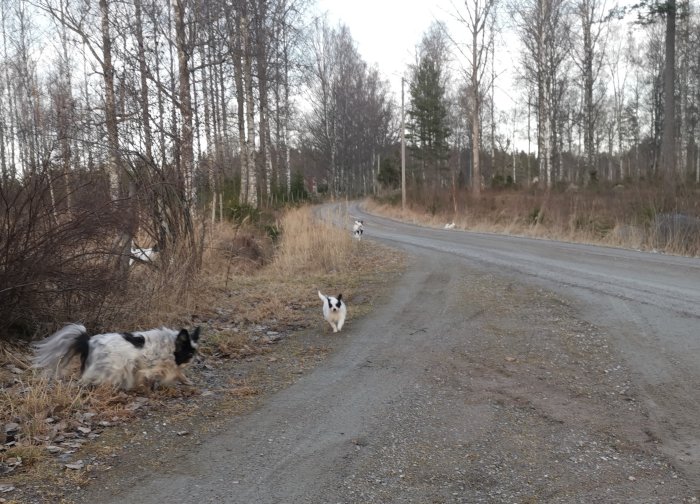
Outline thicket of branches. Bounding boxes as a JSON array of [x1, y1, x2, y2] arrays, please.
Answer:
[[0, 172, 121, 333], [402, 0, 700, 197], [0, 0, 395, 337]]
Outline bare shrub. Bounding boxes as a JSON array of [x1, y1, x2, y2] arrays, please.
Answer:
[[0, 173, 126, 338], [652, 213, 700, 254]]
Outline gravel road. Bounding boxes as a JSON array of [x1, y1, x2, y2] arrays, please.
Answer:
[[75, 202, 700, 503]]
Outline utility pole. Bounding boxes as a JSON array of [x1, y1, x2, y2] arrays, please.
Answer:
[[401, 77, 406, 211]]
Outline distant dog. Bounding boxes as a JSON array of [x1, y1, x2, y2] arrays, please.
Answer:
[[352, 220, 364, 240], [444, 222, 455, 229], [318, 291, 347, 333], [32, 324, 200, 390], [130, 244, 159, 266]]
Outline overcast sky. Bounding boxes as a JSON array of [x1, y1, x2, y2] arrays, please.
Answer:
[[314, 0, 526, 151], [313, 0, 636, 151], [314, 0, 523, 110], [315, 0, 452, 81]]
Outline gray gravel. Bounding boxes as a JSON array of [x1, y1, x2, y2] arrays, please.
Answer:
[[69, 202, 700, 503]]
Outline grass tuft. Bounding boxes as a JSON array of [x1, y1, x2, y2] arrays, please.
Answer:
[[272, 206, 354, 276]]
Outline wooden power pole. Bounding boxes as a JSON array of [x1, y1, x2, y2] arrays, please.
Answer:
[[401, 77, 406, 211]]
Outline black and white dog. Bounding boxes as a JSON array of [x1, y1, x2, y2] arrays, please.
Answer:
[[318, 291, 347, 333], [129, 244, 159, 266], [352, 220, 364, 240], [32, 324, 200, 390]]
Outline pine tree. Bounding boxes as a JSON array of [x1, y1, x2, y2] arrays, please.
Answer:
[[407, 53, 451, 184]]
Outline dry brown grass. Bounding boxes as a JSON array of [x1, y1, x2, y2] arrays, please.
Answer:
[[272, 205, 354, 276], [0, 369, 139, 474], [226, 379, 261, 398], [369, 185, 700, 256], [194, 205, 394, 338], [0, 203, 403, 487]]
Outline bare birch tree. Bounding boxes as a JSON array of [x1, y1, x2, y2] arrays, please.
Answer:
[[572, 0, 609, 179], [453, 0, 497, 197], [514, 0, 569, 188], [173, 0, 195, 210]]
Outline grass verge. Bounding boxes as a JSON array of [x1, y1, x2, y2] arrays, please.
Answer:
[[0, 204, 405, 502], [367, 185, 700, 256]]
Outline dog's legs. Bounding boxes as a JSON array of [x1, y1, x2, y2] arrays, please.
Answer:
[[329, 321, 338, 333], [175, 367, 193, 386], [337, 318, 345, 331]]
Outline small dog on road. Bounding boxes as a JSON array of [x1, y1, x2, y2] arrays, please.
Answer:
[[318, 291, 347, 333], [352, 220, 364, 240], [32, 324, 200, 390]]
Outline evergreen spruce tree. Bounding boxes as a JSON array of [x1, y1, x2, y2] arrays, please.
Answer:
[[407, 53, 451, 183]]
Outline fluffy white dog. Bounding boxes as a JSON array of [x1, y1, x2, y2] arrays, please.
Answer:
[[32, 324, 200, 390], [129, 244, 159, 266], [318, 291, 347, 333], [352, 220, 364, 240]]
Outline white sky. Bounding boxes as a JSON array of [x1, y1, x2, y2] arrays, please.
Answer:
[[315, 0, 457, 85], [313, 0, 641, 152], [314, 0, 524, 138]]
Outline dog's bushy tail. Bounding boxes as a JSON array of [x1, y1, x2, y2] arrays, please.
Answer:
[[32, 324, 90, 376]]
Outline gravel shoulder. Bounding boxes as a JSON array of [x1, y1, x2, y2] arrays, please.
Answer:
[[6, 207, 698, 503], [67, 251, 694, 503]]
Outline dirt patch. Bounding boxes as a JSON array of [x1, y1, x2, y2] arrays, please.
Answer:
[[325, 267, 693, 503]]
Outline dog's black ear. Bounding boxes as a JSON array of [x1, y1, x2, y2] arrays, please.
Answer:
[[190, 326, 201, 342], [337, 294, 342, 302], [175, 329, 189, 347]]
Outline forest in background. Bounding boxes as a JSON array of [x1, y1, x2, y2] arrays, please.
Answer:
[[0, 0, 698, 336]]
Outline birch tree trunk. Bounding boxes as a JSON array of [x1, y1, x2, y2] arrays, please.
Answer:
[[134, 0, 153, 163], [0, 0, 8, 181], [229, 5, 249, 205], [100, 0, 120, 198], [471, 51, 481, 197], [242, 12, 258, 207], [661, 0, 676, 184], [200, 38, 215, 224], [174, 0, 195, 212], [56, 0, 73, 211]]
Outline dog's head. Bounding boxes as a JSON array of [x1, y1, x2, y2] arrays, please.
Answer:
[[174, 327, 201, 365], [319, 291, 344, 312], [328, 294, 343, 313]]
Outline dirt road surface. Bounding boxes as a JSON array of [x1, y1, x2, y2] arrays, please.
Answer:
[[73, 203, 700, 503]]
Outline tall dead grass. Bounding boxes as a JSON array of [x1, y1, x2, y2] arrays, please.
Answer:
[[0, 203, 391, 475], [369, 185, 700, 256], [272, 206, 354, 276]]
